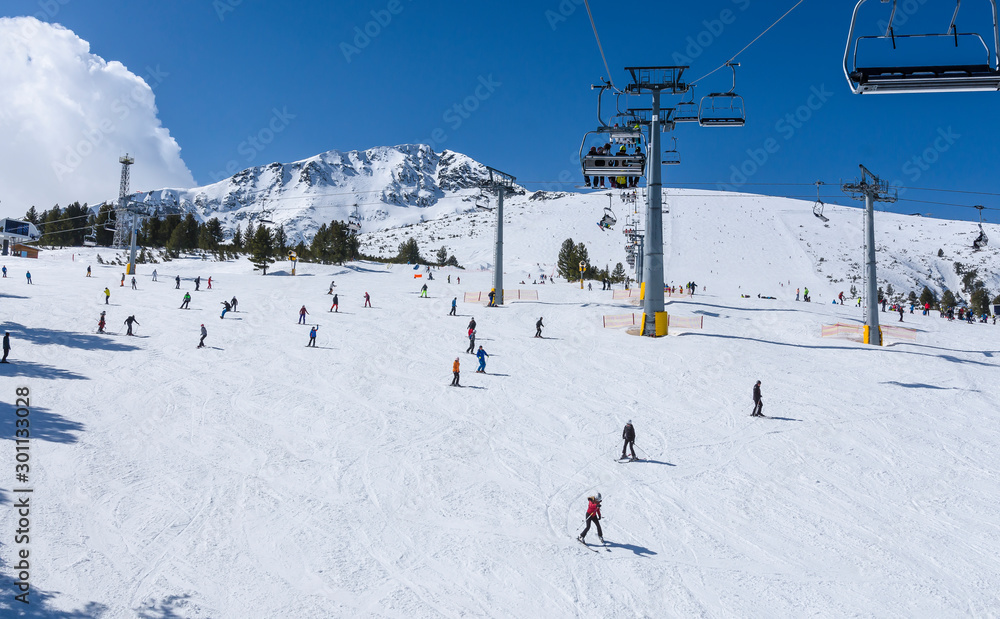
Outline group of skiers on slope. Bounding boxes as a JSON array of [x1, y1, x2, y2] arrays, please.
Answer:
[[450, 315, 544, 386]]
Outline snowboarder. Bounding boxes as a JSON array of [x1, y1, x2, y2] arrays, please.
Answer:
[[131, 277, 137, 290], [298, 305, 309, 324], [97, 311, 107, 334], [26, 271, 32, 284], [307, 325, 318, 347], [475, 346, 489, 373], [621, 420, 637, 460], [198, 324, 207, 348], [220, 300, 232, 319], [231, 296, 238, 311], [176, 275, 181, 289], [194, 276, 201, 291], [330, 294, 339, 313], [207, 276, 212, 289], [1, 331, 10, 363], [152, 269, 157, 282], [577, 494, 603, 544], [86, 265, 92, 277], [449, 297, 457, 316], [466, 328, 476, 354], [751, 380, 764, 417], [364, 292, 371, 308], [104, 288, 111, 304], [124, 315, 139, 336], [180, 292, 191, 309], [535, 317, 544, 338], [451, 357, 461, 386], [420, 283, 428, 298]]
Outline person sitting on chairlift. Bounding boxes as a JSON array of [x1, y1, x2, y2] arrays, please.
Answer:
[[584, 146, 598, 187]]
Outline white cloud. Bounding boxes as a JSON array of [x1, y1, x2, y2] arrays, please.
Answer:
[[0, 16, 195, 218]]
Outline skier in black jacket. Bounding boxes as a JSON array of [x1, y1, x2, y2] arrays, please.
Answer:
[[124, 315, 140, 336], [751, 380, 763, 417], [621, 420, 636, 460]]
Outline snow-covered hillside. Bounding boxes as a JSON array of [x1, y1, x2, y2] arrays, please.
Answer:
[[2, 209, 1000, 616], [125, 145, 518, 243]]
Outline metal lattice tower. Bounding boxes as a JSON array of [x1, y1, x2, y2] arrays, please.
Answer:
[[842, 164, 897, 346], [480, 166, 517, 306], [112, 154, 134, 249]]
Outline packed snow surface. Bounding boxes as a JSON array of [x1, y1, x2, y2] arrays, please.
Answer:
[[2, 191, 1000, 617]]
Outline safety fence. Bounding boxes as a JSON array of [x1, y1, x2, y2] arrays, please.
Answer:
[[821, 323, 917, 344], [820, 323, 864, 339], [464, 290, 539, 303], [880, 325, 918, 343], [602, 313, 704, 331], [611, 288, 693, 300]]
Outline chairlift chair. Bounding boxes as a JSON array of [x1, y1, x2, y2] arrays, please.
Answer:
[[83, 226, 97, 247], [663, 137, 681, 166], [699, 63, 746, 127], [347, 205, 363, 233], [973, 204, 989, 249], [813, 181, 829, 222], [580, 86, 648, 182], [674, 87, 700, 123], [598, 207, 617, 231], [845, 0, 1000, 94]]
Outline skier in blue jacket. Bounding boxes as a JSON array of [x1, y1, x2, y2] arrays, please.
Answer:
[[475, 345, 489, 373]]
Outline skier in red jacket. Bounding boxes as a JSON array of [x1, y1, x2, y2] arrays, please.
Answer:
[[577, 493, 604, 544]]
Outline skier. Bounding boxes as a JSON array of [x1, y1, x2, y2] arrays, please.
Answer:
[[97, 311, 107, 334], [466, 328, 476, 354], [2, 265, 6, 277], [131, 277, 137, 290], [231, 296, 238, 311], [298, 305, 309, 324], [577, 493, 604, 545], [152, 269, 157, 282], [588, 282, 592, 291], [457, 276, 461, 285], [194, 276, 201, 291], [487, 289, 496, 307], [468, 317, 477, 332], [420, 283, 428, 298], [447, 275, 451, 284], [796, 288, 800, 301], [26, 271, 32, 284], [1, 331, 10, 363], [535, 317, 544, 338], [364, 292, 371, 308], [857, 297, 862, 307], [207, 277, 212, 289], [330, 294, 339, 313], [176, 275, 181, 289], [451, 357, 461, 386], [220, 300, 232, 319], [87, 265, 92, 277], [898, 306, 904, 322], [881, 298, 887, 312], [751, 380, 764, 417], [621, 420, 637, 460], [838, 291, 844, 305], [198, 324, 207, 348], [104, 287, 111, 305], [307, 325, 318, 347], [124, 315, 139, 336], [120, 273, 125, 287], [449, 297, 457, 316], [803, 287, 809, 302], [327, 280, 336, 294], [180, 292, 192, 309], [475, 345, 490, 373]]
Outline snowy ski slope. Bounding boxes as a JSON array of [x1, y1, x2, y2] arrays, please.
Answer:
[[1, 190, 1000, 617]]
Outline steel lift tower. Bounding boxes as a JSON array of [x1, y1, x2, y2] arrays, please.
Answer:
[[842, 165, 896, 346], [112, 154, 134, 250], [624, 67, 689, 336], [480, 166, 517, 306]]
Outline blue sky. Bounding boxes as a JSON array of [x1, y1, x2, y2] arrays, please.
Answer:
[[3, 0, 1000, 225]]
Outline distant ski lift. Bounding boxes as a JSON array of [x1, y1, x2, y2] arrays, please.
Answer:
[[845, 0, 1000, 94], [257, 206, 274, 225], [83, 226, 97, 247], [662, 137, 681, 166], [813, 181, 829, 222], [674, 87, 700, 123], [699, 63, 746, 127], [973, 204, 989, 249], [598, 193, 617, 231], [347, 205, 362, 233]]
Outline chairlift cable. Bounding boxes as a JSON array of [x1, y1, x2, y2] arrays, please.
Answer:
[[689, 0, 807, 86], [583, 0, 616, 90]]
